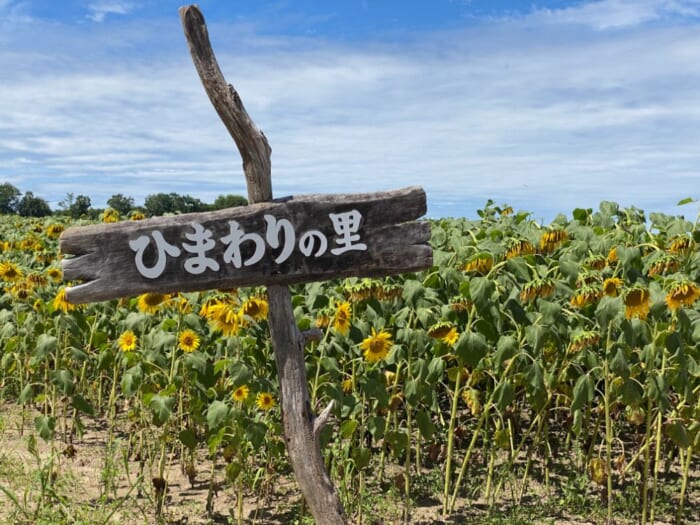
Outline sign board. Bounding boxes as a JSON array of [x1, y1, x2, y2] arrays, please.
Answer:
[[59, 186, 432, 304]]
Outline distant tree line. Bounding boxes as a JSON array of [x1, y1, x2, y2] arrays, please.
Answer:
[[0, 182, 247, 218]]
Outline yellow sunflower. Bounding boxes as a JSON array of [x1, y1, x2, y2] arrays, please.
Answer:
[[602, 278, 624, 297], [428, 322, 459, 346], [333, 301, 352, 336], [232, 385, 250, 403], [569, 286, 602, 308], [464, 254, 493, 274], [624, 287, 651, 320], [118, 330, 138, 352], [46, 267, 62, 282], [46, 223, 65, 239], [256, 392, 275, 411], [241, 296, 269, 322], [341, 378, 353, 394], [137, 292, 170, 314], [178, 329, 200, 352], [130, 212, 146, 221], [665, 281, 700, 311], [539, 229, 568, 253], [360, 328, 393, 363], [505, 239, 535, 259], [52, 287, 77, 313], [520, 279, 555, 302], [102, 208, 120, 223], [207, 302, 241, 337], [0, 261, 23, 282]]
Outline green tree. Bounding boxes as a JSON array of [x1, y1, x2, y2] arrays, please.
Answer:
[[144, 192, 207, 216], [107, 193, 135, 216], [211, 194, 248, 210], [0, 182, 21, 214], [17, 192, 52, 217], [69, 194, 92, 218]]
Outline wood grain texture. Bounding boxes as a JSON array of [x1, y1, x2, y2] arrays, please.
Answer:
[[60, 187, 431, 304]]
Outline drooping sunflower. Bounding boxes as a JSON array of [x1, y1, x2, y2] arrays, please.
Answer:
[[137, 292, 170, 314], [27, 272, 48, 288], [129, 211, 146, 221], [520, 279, 555, 302], [602, 278, 624, 297], [606, 247, 618, 267], [585, 254, 607, 271], [314, 308, 332, 329], [505, 239, 535, 259], [118, 330, 138, 352], [52, 287, 77, 313], [10, 281, 33, 301], [208, 302, 241, 337], [341, 377, 353, 394], [665, 281, 700, 311], [178, 329, 200, 352], [199, 296, 224, 320], [647, 254, 680, 276], [570, 286, 602, 309], [0, 261, 23, 282], [232, 385, 249, 403], [102, 208, 120, 223], [333, 301, 352, 336], [360, 328, 393, 363], [256, 392, 275, 411], [464, 253, 493, 274], [46, 223, 65, 239], [567, 330, 600, 355], [539, 229, 568, 253], [668, 235, 694, 254], [623, 287, 651, 320], [428, 322, 459, 346], [241, 296, 269, 322]]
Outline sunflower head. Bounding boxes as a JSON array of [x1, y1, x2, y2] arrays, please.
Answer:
[[623, 286, 651, 320], [256, 392, 275, 411], [0, 261, 24, 282], [241, 296, 269, 322], [46, 223, 65, 239], [137, 292, 170, 314], [333, 301, 352, 336], [668, 235, 694, 254], [539, 229, 568, 253], [464, 253, 493, 274], [505, 239, 535, 259], [602, 278, 624, 297], [232, 385, 250, 403], [360, 328, 393, 363], [178, 329, 200, 353], [52, 287, 77, 313], [118, 330, 138, 352], [665, 281, 700, 311], [102, 208, 120, 223]]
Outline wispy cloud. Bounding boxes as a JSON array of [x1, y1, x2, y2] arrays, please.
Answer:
[[87, 1, 134, 23], [1, 1, 699, 220]]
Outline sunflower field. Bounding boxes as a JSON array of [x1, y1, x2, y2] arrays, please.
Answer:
[[0, 200, 699, 524]]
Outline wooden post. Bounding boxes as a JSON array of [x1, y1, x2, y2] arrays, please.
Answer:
[[178, 5, 348, 523]]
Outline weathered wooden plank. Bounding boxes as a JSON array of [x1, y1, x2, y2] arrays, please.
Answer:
[[60, 186, 432, 303]]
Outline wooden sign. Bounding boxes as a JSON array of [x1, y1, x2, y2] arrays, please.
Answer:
[[59, 186, 432, 304]]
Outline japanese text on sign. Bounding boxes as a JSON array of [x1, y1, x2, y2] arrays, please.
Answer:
[[129, 210, 368, 279]]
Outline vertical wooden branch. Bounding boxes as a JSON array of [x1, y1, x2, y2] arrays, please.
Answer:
[[179, 5, 347, 524]]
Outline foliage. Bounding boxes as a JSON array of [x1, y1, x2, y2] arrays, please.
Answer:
[[0, 183, 21, 214], [106, 193, 135, 216], [16, 192, 52, 217], [0, 199, 698, 524], [144, 192, 208, 216]]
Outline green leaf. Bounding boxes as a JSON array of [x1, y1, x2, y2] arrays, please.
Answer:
[[245, 421, 268, 449], [666, 420, 690, 448], [367, 415, 386, 440], [571, 374, 594, 411], [179, 429, 198, 450], [494, 335, 517, 371], [454, 331, 488, 368], [19, 384, 34, 404], [185, 353, 208, 375], [352, 447, 371, 470], [595, 296, 622, 329], [71, 395, 95, 416], [150, 394, 175, 427], [427, 356, 446, 383], [676, 197, 696, 206], [340, 419, 358, 439], [35, 334, 57, 359], [206, 400, 231, 431], [470, 277, 495, 310], [610, 347, 630, 380], [415, 410, 436, 439], [493, 381, 515, 412], [51, 369, 74, 395], [34, 415, 56, 441], [621, 379, 643, 406], [121, 365, 143, 398], [226, 461, 243, 483]]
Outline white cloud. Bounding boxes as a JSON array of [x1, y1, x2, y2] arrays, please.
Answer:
[[87, 1, 134, 22], [1, 2, 699, 220]]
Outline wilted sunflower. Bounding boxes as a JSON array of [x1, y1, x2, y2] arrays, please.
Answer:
[[607, 247, 618, 266], [602, 278, 624, 297], [665, 281, 700, 311], [10, 281, 33, 301], [449, 296, 473, 312], [520, 279, 555, 302], [138, 292, 170, 314], [27, 272, 48, 288], [567, 330, 600, 355], [341, 377, 353, 394], [464, 254, 493, 274], [585, 254, 607, 271], [118, 330, 138, 352], [208, 302, 241, 337], [539, 229, 568, 253], [333, 301, 352, 336], [360, 328, 393, 363], [570, 286, 602, 309], [668, 235, 694, 254], [0, 261, 23, 282], [256, 392, 275, 411], [52, 287, 77, 313], [46, 223, 65, 239], [647, 254, 681, 276], [428, 322, 459, 346], [232, 385, 249, 403], [314, 308, 332, 329], [178, 329, 200, 352], [505, 239, 535, 259], [199, 296, 224, 320], [102, 208, 120, 223], [623, 287, 651, 320], [241, 296, 269, 322]]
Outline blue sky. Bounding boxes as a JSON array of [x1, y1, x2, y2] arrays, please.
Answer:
[[1, 0, 699, 221]]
